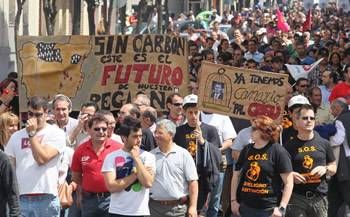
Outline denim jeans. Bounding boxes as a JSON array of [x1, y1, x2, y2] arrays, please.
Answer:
[[206, 171, 225, 217], [67, 191, 81, 217], [81, 194, 110, 217], [20, 194, 60, 217], [239, 203, 273, 217], [286, 192, 328, 217]]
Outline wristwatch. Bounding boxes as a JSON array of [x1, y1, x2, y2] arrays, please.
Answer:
[[28, 131, 36, 138], [279, 206, 286, 216]]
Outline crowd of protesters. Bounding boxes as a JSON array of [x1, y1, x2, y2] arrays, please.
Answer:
[[0, 0, 350, 217]]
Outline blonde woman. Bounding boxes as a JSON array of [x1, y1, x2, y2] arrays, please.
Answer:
[[0, 112, 19, 150]]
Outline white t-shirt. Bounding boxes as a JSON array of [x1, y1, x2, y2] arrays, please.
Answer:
[[200, 112, 237, 144], [57, 117, 78, 136], [5, 124, 66, 195], [101, 149, 156, 215]]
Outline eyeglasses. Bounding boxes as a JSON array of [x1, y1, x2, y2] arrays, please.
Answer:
[[28, 111, 44, 118], [93, 127, 108, 132], [172, 103, 183, 107], [301, 116, 315, 121]]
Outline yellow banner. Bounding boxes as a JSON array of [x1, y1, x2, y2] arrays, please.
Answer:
[[198, 61, 288, 121], [17, 35, 189, 111]]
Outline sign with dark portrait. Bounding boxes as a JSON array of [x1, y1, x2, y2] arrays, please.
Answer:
[[198, 61, 289, 122]]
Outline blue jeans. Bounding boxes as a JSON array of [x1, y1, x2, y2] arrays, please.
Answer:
[[81, 195, 110, 217], [20, 194, 60, 217], [67, 191, 81, 217], [207, 172, 225, 217], [239, 203, 273, 217]]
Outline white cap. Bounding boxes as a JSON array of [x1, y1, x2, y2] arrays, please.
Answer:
[[183, 94, 198, 107], [288, 95, 310, 108]]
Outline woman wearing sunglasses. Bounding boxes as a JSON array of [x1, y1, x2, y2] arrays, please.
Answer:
[[231, 115, 294, 217]]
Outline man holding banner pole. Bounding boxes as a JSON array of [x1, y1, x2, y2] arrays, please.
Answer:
[[173, 94, 221, 215]]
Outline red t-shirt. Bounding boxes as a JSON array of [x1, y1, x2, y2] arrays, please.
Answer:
[[71, 138, 123, 192], [329, 82, 350, 104]]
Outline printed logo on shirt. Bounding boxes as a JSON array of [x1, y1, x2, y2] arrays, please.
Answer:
[[81, 155, 90, 165], [246, 161, 261, 182], [302, 155, 314, 169], [115, 156, 142, 192], [241, 153, 271, 195], [21, 135, 44, 149], [21, 138, 31, 149], [185, 133, 197, 157], [297, 146, 321, 183], [247, 153, 268, 161], [298, 146, 316, 153]]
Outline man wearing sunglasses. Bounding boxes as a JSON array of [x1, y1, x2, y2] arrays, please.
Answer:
[[71, 114, 123, 217], [5, 96, 66, 217], [284, 104, 336, 217], [165, 93, 185, 126]]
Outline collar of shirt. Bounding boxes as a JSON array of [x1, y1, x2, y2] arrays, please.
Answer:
[[87, 139, 112, 151], [154, 143, 178, 155], [169, 114, 183, 122]]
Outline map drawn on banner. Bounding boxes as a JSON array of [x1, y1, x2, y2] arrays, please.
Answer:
[[197, 61, 289, 122], [17, 35, 189, 112]]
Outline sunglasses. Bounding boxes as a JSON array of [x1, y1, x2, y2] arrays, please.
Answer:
[[93, 127, 108, 132], [300, 84, 309, 88], [172, 103, 183, 107], [28, 111, 44, 118], [301, 116, 315, 121]]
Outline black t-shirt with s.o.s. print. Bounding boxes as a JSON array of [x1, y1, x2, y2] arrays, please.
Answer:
[[235, 142, 293, 209], [284, 132, 335, 195]]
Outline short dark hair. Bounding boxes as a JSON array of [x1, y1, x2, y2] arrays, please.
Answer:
[[308, 86, 321, 97], [296, 77, 309, 85], [118, 116, 142, 137], [183, 103, 197, 111], [166, 93, 182, 110], [142, 109, 157, 124], [28, 96, 49, 111], [81, 102, 99, 112], [296, 104, 314, 119], [87, 114, 109, 128], [272, 56, 283, 63]]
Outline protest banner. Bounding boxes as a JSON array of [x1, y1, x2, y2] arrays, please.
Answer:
[[285, 58, 323, 81], [16, 35, 188, 112], [197, 61, 289, 122]]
